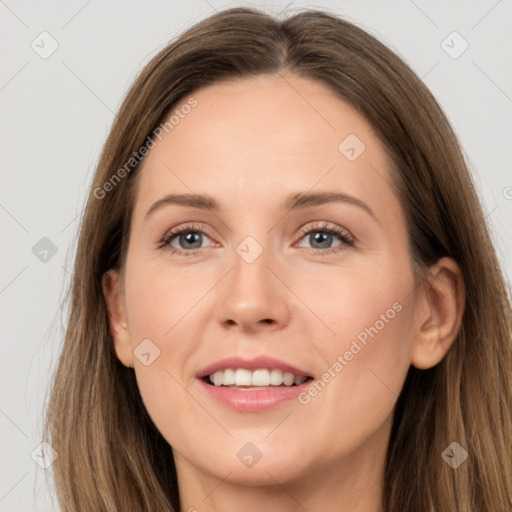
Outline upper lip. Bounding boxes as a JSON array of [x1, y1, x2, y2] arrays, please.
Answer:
[[196, 355, 313, 379]]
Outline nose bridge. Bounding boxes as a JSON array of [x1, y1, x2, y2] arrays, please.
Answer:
[[235, 233, 267, 267], [231, 232, 273, 299], [215, 228, 289, 329]]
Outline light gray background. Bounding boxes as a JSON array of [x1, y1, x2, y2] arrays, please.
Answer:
[[1, 1, 511, 510]]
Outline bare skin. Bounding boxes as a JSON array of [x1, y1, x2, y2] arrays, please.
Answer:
[[103, 73, 465, 512]]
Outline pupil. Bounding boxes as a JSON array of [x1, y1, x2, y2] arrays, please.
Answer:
[[181, 232, 201, 249], [311, 231, 331, 248]]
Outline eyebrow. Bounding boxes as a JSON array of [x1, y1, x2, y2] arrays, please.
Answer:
[[145, 191, 376, 221]]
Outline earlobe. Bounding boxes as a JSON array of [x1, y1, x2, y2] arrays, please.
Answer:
[[102, 269, 134, 368], [410, 257, 466, 370]]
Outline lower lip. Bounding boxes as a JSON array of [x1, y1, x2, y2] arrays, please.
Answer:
[[197, 378, 311, 412]]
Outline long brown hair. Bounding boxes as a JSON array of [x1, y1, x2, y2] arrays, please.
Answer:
[[43, 6, 512, 511]]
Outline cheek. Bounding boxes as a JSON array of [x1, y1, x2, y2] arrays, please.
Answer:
[[330, 303, 413, 406], [301, 273, 415, 445], [122, 260, 208, 436], [310, 260, 415, 359], [124, 259, 202, 340]]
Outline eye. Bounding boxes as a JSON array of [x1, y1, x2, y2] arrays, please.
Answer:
[[157, 223, 214, 256], [294, 221, 355, 255], [157, 221, 355, 256]]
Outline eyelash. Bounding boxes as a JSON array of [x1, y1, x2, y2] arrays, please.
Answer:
[[156, 221, 355, 257]]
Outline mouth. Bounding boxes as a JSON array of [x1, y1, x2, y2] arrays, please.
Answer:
[[196, 357, 315, 412], [196, 355, 314, 412], [201, 368, 314, 389]]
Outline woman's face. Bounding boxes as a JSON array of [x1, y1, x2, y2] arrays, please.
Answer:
[[108, 73, 423, 490]]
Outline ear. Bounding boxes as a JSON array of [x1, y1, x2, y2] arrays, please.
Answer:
[[410, 257, 466, 370], [102, 269, 134, 368]]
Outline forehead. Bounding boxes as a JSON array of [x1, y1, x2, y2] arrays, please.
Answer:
[[166, 73, 376, 163], [132, 73, 396, 219]]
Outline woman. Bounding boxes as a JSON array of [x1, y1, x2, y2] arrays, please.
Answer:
[[43, 6, 512, 511]]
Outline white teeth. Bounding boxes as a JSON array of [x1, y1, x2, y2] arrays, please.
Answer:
[[207, 368, 309, 387], [223, 368, 235, 385], [234, 368, 252, 386], [269, 369, 283, 386], [252, 369, 270, 386], [282, 372, 295, 386], [212, 371, 223, 386]]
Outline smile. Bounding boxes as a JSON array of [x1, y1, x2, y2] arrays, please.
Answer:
[[205, 368, 311, 388], [196, 355, 314, 411]]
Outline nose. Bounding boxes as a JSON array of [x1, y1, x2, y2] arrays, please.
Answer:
[[215, 238, 291, 333]]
